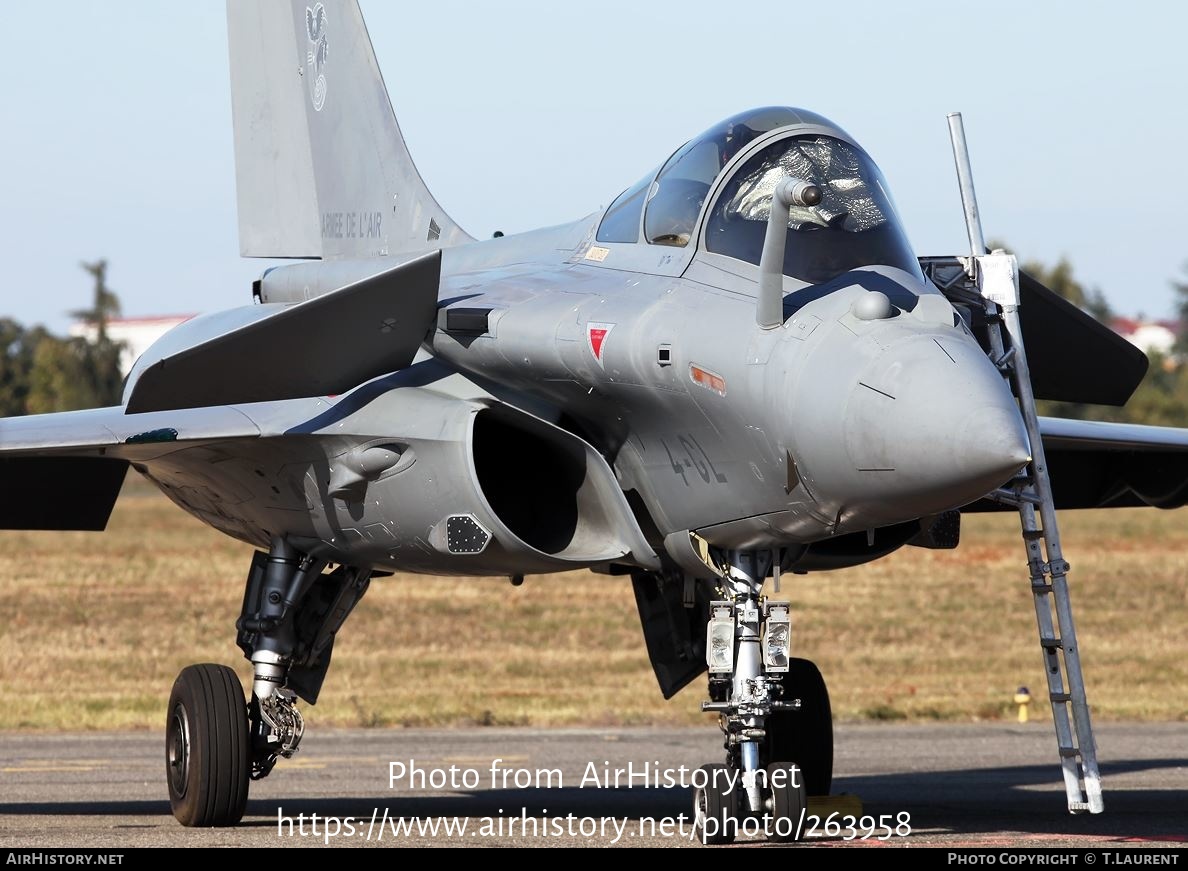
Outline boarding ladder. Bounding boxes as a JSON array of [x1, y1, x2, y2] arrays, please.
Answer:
[[918, 114, 1104, 815]]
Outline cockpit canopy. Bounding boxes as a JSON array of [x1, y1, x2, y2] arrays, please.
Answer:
[[595, 107, 920, 285]]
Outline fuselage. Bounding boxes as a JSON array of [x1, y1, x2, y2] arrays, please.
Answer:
[[122, 108, 1029, 576], [432, 237, 1028, 546]]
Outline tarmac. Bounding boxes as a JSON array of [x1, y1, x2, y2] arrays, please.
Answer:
[[1, 722, 1185, 848]]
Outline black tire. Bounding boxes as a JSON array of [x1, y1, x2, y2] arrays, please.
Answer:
[[764, 657, 833, 796], [166, 663, 251, 827], [765, 761, 807, 843], [693, 762, 738, 845]]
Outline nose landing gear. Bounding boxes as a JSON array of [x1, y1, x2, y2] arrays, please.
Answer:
[[693, 550, 832, 845]]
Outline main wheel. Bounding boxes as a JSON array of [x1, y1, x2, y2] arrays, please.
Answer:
[[765, 761, 807, 843], [166, 663, 251, 827], [693, 762, 738, 845], [764, 657, 833, 796]]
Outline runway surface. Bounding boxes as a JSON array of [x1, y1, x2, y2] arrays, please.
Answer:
[[1, 723, 1185, 848]]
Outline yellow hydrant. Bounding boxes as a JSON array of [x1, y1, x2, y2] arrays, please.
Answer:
[[1014, 686, 1032, 723]]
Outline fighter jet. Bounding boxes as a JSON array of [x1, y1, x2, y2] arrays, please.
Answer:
[[2, 0, 1184, 843]]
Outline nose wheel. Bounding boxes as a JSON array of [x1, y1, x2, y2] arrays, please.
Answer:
[[764, 658, 833, 797], [693, 763, 739, 845], [765, 761, 808, 843], [165, 663, 251, 827], [691, 760, 809, 845]]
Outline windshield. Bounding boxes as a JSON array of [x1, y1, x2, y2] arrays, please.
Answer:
[[596, 172, 652, 243], [704, 135, 920, 284], [639, 108, 809, 248]]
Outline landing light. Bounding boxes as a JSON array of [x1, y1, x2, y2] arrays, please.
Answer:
[[763, 604, 791, 672], [707, 604, 734, 674]]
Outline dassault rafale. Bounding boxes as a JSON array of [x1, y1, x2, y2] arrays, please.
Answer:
[[4, 0, 1184, 843]]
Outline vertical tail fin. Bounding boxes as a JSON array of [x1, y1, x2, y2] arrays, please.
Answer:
[[227, 1, 470, 259]]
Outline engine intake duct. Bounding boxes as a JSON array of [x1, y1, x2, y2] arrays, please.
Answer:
[[470, 407, 655, 565]]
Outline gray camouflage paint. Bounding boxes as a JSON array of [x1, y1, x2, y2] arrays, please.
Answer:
[[3, 0, 1186, 583]]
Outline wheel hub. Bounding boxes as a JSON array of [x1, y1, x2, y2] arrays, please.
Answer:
[[167, 703, 191, 798]]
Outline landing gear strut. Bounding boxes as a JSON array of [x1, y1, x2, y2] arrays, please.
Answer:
[[166, 537, 371, 826], [694, 549, 831, 844]]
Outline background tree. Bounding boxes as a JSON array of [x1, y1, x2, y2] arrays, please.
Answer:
[[2, 260, 126, 415], [25, 337, 101, 414], [0, 319, 50, 416], [69, 259, 125, 407], [72, 259, 122, 343]]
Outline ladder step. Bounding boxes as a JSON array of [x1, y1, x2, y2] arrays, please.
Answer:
[[1058, 746, 1080, 758], [1050, 692, 1071, 703], [1039, 637, 1063, 649]]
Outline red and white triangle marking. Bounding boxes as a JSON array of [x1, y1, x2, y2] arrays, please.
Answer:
[[587, 322, 615, 367]]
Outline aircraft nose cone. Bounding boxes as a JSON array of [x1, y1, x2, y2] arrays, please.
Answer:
[[841, 334, 1030, 519]]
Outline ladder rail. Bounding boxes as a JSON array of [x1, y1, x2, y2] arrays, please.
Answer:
[[939, 113, 1105, 815], [999, 302, 1104, 814], [924, 255, 1106, 815]]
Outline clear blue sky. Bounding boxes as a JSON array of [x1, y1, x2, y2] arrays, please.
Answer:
[[3, 1, 1186, 332]]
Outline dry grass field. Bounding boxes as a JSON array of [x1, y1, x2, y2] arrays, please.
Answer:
[[0, 478, 1185, 731]]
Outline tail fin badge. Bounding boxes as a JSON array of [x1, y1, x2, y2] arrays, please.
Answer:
[[305, 4, 329, 111]]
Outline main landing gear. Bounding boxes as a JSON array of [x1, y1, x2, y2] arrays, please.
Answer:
[[694, 550, 833, 845], [166, 537, 371, 826]]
